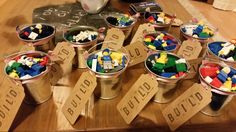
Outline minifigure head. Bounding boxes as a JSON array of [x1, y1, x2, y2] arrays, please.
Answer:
[[102, 48, 110, 56]]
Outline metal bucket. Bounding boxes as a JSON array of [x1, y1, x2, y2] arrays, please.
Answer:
[[180, 22, 216, 46], [84, 42, 129, 99], [143, 31, 181, 53], [144, 12, 174, 32], [145, 52, 190, 103], [16, 23, 56, 52], [207, 41, 236, 68], [4, 51, 52, 105], [103, 12, 137, 39], [199, 62, 236, 116], [63, 26, 99, 69]]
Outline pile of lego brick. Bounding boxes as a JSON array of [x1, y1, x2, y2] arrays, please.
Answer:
[[145, 52, 188, 78], [200, 63, 236, 92], [66, 30, 98, 43], [5, 53, 49, 79], [144, 12, 172, 24], [181, 21, 214, 39], [106, 14, 135, 27], [19, 24, 54, 40], [144, 32, 179, 51], [86, 48, 127, 73], [208, 39, 236, 61]]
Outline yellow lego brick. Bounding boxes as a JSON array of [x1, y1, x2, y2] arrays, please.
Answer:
[[97, 56, 103, 65], [222, 67, 231, 74], [170, 76, 176, 79], [232, 87, 236, 91], [9, 72, 19, 78], [148, 45, 156, 50], [223, 80, 232, 89], [162, 42, 167, 47], [144, 37, 152, 42]]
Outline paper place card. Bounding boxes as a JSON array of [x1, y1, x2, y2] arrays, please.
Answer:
[[177, 40, 202, 60], [117, 74, 159, 124], [0, 79, 25, 131], [130, 23, 155, 44], [102, 28, 125, 50], [62, 71, 97, 124], [122, 41, 148, 67], [162, 83, 212, 131]]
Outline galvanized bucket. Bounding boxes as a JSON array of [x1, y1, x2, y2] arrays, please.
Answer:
[[103, 12, 137, 39], [16, 23, 56, 52], [143, 31, 181, 53], [84, 42, 130, 99], [207, 41, 236, 68], [4, 51, 52, 105], [144, 12, 174, 32], [199, 62, 236, 116], [144, 52, 190, 103], [63, 26, 100, 69], [180, 22, 217, 46]]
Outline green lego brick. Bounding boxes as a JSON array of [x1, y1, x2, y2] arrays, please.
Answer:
[[11, 62, 22, 69], [164, 55, 177, 69], [176, 63, 187, 72], [6, 66, 12, 74]]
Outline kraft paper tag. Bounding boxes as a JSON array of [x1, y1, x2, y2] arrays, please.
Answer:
[[20, 45, 35, 52], [177, 40, 202, 60], [62, 71, 97, 124], [117, 74, 159, 124], [162, 83, 212, 131], [0, 79, 25, 131], [52, 42, 75, 63], [122, 41, 148, 67], [50, 42, 75, 84], [130, 23, 155, 44], [102, 28, 125, 50], [49, 63, 63, 86]]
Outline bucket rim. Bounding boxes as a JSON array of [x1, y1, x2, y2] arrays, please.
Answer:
[[180, 22, 216, 40], [62, 25, 99, 48], [199, 62, 236, 95], [207, 41, 236, 64], [143, 31, 181, 52], [4, 50, 52, 82], [16, 23, 56, 43], [144, 51, 190, 81]]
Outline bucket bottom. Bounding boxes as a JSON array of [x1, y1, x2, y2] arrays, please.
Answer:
[[153, 82, 177, 103], [201, 92, 233, 116], [94, 75, 123, 100]]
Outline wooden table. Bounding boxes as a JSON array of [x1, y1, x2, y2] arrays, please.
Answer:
[[0, 0, 236, 131]]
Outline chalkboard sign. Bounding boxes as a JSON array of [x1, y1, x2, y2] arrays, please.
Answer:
[[32, 2, 121, 42]]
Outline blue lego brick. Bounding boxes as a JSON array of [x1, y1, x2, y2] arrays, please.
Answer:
[[160, 72, 176, 78], [16, 67, 26, 77], [208, 42, 223, 55], [232, 76, 236, 84], [217, 71, 228, 83], [153, 40, 162, 47], [164, 45, 176, 51], [31, 64, 45, 72], [229, 67, 236, 77]]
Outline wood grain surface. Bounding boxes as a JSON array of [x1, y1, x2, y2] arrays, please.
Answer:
[[0, 0, 235, 131]]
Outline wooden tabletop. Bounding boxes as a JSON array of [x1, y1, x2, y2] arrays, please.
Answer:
[[0, 0, 236, 131]]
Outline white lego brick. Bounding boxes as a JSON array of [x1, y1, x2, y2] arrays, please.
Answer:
[[35, 24, 42, 29], [222, 67, 231, 74], [157, 17, 164, 23], [20, 74, 32, 79], [227, 57, 234, 61], [175, 58, 186, 64], [8, 60, 16, 67], [92, 59, 97, 72], [204, 76, 213, 84], [28, 32, 38, 40]]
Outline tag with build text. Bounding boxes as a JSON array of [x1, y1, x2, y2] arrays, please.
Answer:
[[62, 71, 97, 124], [130, 23, 155, 44], [162, 83, 212, 131], [0, 79, 25, 131], [122, 41, 147, 67], [49, 42, 75, 84], [177, 40, 202, 60], [117, 74, 159, 124], [102, 28, 125, 50]]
